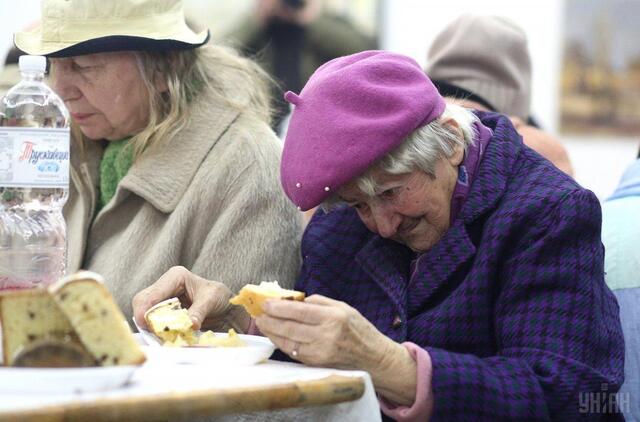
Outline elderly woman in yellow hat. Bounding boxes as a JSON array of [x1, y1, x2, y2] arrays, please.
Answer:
[[13, 0, 302, 321]]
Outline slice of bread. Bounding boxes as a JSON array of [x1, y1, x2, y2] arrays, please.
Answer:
[[0, 288, 79, 366], [144, 298, 246, 347], [144, 298, 195, 345], [229, 281, 305, 317], [48, 271, 146, 366]]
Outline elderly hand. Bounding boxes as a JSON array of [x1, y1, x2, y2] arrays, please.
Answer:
[[132, 266, 250, 332], [255, 294, 418, 405]]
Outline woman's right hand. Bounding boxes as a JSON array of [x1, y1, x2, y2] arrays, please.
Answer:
[[132, 266, 251, 332]]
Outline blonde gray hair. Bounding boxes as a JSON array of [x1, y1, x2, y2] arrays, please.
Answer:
[[129, 44, 273, 158], [322, 103, 478, 210]]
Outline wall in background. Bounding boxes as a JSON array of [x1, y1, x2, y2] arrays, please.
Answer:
[[1, 0, 637, 199], [381, 0, 563, 133], [0, 0, 40, 68], [381, 0, 638, 199]]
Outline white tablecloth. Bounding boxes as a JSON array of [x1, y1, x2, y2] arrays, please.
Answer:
[[0, 358, 381, 422]]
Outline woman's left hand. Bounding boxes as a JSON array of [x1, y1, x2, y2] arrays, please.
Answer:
[[256, 294, 419, 405]]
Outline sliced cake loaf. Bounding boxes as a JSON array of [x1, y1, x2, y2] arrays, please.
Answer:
[[229, 281, 305, 317], [48, 271, 146, 366], [0, 288, 79, 366]]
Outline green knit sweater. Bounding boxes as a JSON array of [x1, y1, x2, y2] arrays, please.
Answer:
[[98, 138, 133, 210]]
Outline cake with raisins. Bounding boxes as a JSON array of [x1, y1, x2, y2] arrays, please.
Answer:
[[48, 271, 146, 366], [0, 288, 79, 365]]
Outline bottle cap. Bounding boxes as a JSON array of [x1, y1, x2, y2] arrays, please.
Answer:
[[18, 55, 47, 73]]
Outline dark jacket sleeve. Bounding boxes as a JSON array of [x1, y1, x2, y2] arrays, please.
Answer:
[[427, 189, 625, 421]]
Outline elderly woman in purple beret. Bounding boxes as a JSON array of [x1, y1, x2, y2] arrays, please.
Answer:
[[134, 51, 624, 421]]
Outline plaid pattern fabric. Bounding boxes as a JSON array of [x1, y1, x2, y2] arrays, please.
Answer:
[[297, 112, 625, 421]]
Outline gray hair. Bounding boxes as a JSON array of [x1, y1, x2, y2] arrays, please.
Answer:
[[129, 44, 273, 158], [322, 103, 478, 210]]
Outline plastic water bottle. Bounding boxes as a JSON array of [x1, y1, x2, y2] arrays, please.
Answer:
[[0, 55, 70, 290]]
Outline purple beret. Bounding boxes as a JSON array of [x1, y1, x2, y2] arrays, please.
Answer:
[[280, 50, 446, 211]]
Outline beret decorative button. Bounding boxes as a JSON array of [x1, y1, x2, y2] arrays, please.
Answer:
[[392, 315, 402, 328]]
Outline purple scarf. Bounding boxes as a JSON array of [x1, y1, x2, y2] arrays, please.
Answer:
[[449, 120, 492, 223]]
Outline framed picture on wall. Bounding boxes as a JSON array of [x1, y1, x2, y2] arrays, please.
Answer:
[[560, 0, 640, 137]]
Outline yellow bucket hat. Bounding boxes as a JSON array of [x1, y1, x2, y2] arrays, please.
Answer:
[[14, 0, 209, 57]]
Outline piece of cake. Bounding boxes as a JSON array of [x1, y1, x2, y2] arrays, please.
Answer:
[[0, 288, 79, 366], [229, 281, 305, 317], [48, 271, 146, 366], [144, 298, 245, 347], [144, 298, 196, 345]]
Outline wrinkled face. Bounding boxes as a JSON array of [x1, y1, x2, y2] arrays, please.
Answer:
[[338, 149, 463, 253], [49, 52, 151, 141]]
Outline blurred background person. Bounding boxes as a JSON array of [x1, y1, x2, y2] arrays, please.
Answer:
[[0, 47, 21, 96], [12, 0, 302, 321], [601, 143, 640, 421], [226, 0, 377, 133], [425, 14, 574, 176]]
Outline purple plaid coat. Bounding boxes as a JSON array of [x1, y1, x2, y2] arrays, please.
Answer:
[[296, 113, 625, 421]]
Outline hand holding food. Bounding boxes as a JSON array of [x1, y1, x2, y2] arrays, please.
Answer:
[[144, 297, 245, 347], [132, 266, 249, 332], [254, 294, 417, 404]]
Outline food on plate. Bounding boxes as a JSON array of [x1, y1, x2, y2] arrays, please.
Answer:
[[0, 271, 145, 367], [229, 281, 305, 317], [0, 288, 78, 366], [12, 339, 96, 368], [49, 271, 146, 366], [144, 297, 195, 345], [197, 329, 244, 347], [144, 298, 245, 347]]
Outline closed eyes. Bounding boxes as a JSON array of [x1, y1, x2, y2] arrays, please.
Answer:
[[378, 187, 399, 200]]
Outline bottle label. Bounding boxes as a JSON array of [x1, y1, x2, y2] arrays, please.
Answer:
[[0, 127, 70, 188]]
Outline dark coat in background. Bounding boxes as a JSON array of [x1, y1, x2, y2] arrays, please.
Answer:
[[297, 113, 625, 421], [227, 13, 376, 129]]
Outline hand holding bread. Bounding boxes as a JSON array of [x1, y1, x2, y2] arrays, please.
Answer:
[[132, 266, 248, 332], [133, 267, 307, 334]]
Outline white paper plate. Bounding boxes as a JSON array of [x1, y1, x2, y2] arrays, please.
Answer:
[[0, 365, 137, 394], [133, 318, 275, 366]]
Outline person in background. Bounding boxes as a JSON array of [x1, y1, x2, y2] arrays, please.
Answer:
[[601, 144, 640, 421], [134, 51, 624, 421], [0, 47, 21, 96], [226, 0, 377, 132], [426, 14, 574, 176], [13, 0, 302, 322]]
